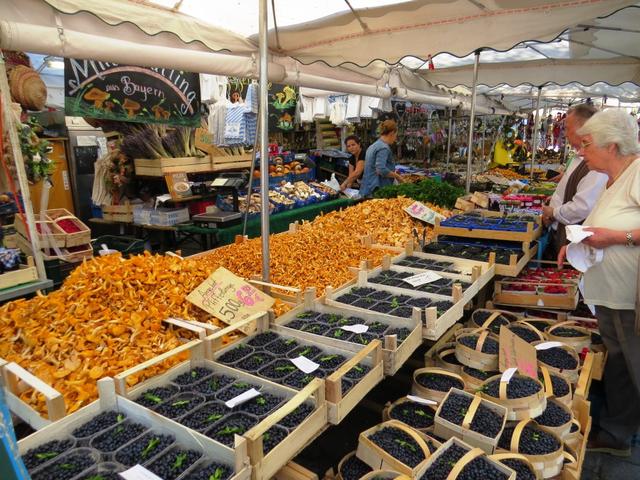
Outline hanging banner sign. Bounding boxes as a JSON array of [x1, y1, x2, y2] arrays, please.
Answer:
[[64, 58, 200, 126], [186, 267, 274, 324]]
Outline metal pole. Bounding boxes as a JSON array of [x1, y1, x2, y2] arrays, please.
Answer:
[[530, 86, 543, 182], [258, 0, 270, 282], [480, 116, 486, 163], [465, 50, 481, 193], [445, 107, 453, 166]]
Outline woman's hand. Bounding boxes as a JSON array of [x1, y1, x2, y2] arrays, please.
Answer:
[[582, 227, 624, 249], [557, 245, 567, 269]]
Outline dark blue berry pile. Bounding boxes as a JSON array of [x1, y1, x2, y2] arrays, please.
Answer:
[[471, 311, 513, 333], [31, 450, 96, 480], [508, 325, 541, 343], [537, 347, 578, 370], [416, 372, 464, 392], [172, 367, 214, 387], [534, 399, 571, 427], [114, 432, 175, 466], [147, 448, 202, 480], [91, 422, 147, 453], [22, 440, 75, 471], [420, 444, 508, 480], [538, 371, 570, 397], [498, 458, 536, 480], [72, 411, 124, 439], [368, 426, 426, 467], [462, 366, 498, 381], [339, 454, 373, 480], [482, 376, 541, 399], [184, 463, 233, 480], [498, 424, 560, 455], [439, 392, 504, 438], [389, 401, 435, 429], [458, 334, 499, 354]]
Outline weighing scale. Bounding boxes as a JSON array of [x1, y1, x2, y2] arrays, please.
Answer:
[[192, 210, 242, 229], [192, 172, 247, 228]]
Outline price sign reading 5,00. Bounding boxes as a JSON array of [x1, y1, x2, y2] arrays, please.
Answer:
[[186, 267, 275, 325]]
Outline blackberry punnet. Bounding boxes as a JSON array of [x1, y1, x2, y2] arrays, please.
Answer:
[[294, 310, 320, 321], [351, 287, 377, 296], [345, 364, 371, 380], [537, 347, 578, 370], [462, 366, 498, 381], [277, 403, 314, 429], [432, 301, 454, 315], [216, 381, 261, 402], [258, 359, 299, 380], [316, 353, 347, 370], [184, 462, 233, 480], [499, 458, 536, 480], [302, 322, 331, 335], [22, 440, 75, 471], [135, 386, 179, 408], [236, 352, 276, 371], [538, 371, 570, 397], [236, 393, 283, 417], [262, 425, 288, 454], [458, 335, 499, 354], [406, 297, 433, 309], [147, 449, 201, 480], [482, 376, 541, 399], [339, 454, 373, 480], [386, 327, 411, 342], [534, 400, 571, 427], [351, 332, 378, 345], [91, 422, 146, 453], [193, 374, 234, 397], [172, 367, 213, 386], [327, 327, 354, 342], [390, 306, 415, 318], [440, 393, 503, 438], [368, 427, 426, 467], [155, 394, 204, 419], [370, 302, 395, 314], [389, 401, 435, 429], [287, 345, 323, 360], [284, 370, 324, 389], [180, 402, 227, 432], [247, 331, 280, 347], [205, 413, 258, 447], [72, 411, 124, 439], [217, 344, 254, 364], [509, 325, 541, 343], [31, 451, 96, 480], [498, 425, 560, 455], [336, 293, 359, 305], [115, 432, 174, 466], [416, 372, 464, 392]]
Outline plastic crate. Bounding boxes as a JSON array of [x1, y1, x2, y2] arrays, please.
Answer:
[[133, 207, 189, 226], [92, 236, 145, 256]]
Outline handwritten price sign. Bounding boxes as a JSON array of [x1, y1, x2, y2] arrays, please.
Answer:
[[187, 267, 275, 324], [404, 201, 447, 225]]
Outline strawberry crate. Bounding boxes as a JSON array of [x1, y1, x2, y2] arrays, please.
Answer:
[[14, 213, 66, 248], [323, 268, 465, 341], [44, 208, 91, 247], [114, 335, 327, 480], [273, 287, 422, 376], [207, 314, 384, 425], [493, 260, 581, 310], [17, 377, 251, 480]]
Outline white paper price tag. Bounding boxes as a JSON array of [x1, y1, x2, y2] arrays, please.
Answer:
[[403, 271, 443, 287], [225, 388, 261, 408], [290, 356, 320, 374], [119, 465, 163, 480], [535, 341, 564, 351], [500, 367, 518, 384], [342, 324, 369, 334], [406, 395, 437, 406], [404, 201, 447, 225]]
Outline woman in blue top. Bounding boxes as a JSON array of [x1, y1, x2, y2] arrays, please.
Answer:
[[359, 120, 404, 197]]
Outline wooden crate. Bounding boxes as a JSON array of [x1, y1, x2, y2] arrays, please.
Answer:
[[207, 314, 384, 425], [434, 388, 508, 454], [324, 270, 465, 341], [274, 461, 319, 480], [134, 156, 212, 176], [419, 437, 516, 479], [0, 256, 38, 290], [101, 203, 134, 223], [17, 377, 251, 480], [14, 213, 66, 248], [356, 420, 433, 477], [433, 216, 542, 243], [44, 208, 91, 247], [562, 398, 591, 480], [273, 287, 422, 376], [114, 337, 328, 480], [211, 153, 253, 171]]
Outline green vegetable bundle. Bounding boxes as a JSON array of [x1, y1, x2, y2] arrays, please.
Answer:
[[373, 178, 464, 209]]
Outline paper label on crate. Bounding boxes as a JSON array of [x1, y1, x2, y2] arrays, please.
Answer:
[[342, 324, 369, 334], [404, 201, 446, 225], [500, 367, 518, 384], [406, 395, 437, 406], [290, 356, 320, 374], [119, 464, 164, 480], [537, 299, 545, 307], [187, 267, 274, 325], [225, 388, 262, 408], [403, 271, 443, 287], [535, 341, 564, 351]]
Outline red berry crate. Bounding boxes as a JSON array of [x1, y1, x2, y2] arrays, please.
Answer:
[[492, 259, 580, 310], [44, 208, 91, 248]]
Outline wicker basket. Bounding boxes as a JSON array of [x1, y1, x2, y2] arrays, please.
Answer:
[[412, 368, 466, 403], [455, 329, 499, 371], [544, 321, 592, 353], [9, 65, 47, 111], [479, 373, 547, 421]]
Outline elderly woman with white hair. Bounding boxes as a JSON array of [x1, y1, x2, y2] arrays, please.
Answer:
[[558, 108, 640, 456]]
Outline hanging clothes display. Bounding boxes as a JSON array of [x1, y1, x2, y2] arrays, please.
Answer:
[[296, 95, 314, 123], [346, 94, 361, 123], [223, 83, 258, 145]]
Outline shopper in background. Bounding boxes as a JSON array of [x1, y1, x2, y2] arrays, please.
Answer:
[[359, 120, 404, 197], [340, 135, 366, 191], [558, 108, 640, 457], [542, 104, 607, 259]]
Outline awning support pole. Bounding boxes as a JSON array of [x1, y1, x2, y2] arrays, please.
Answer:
[[465, 50, 481, 193], [530, 86, 543, 182], [259, 0, 270, 282], [446, 107, 453, 167]]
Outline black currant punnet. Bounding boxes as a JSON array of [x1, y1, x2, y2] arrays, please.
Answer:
[[368, 427, 426, 467], [31, 450, 96, 480], [114, 432, 175, 466], [184, 462, 233, 480], [339, 454, 373, 480], [91, 422, 147, 453], [172, 367, 213, 386], [147, 449, 202, 480], [247, 331, 280, 347], [72, 411, 125, 439], [22, 440, 75, 471], [277, 403, 314, 429]]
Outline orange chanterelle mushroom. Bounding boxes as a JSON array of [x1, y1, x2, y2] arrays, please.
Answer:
[[152, 104, 170, 120], [83, 87, 109, 108], [123, 98, 141, 117]]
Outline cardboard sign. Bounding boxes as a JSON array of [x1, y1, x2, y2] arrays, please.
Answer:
[[404, 201, 447, 225], [186, 267, 274, 324], [499, 326, 538, 379]]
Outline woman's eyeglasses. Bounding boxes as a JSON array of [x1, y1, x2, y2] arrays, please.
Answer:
[[580, 140, 593, 149]]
